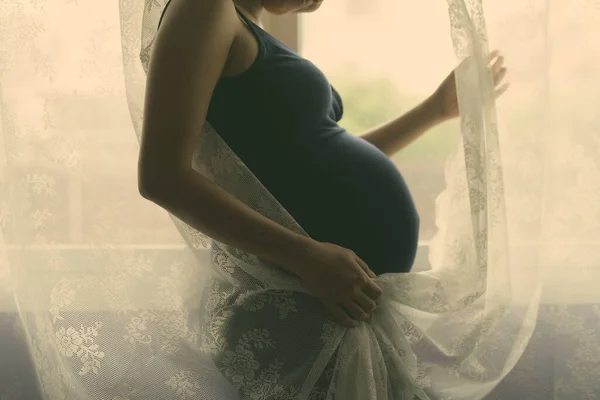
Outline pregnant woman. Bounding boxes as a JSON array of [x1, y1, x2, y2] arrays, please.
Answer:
[[139, 0, 507, 330]]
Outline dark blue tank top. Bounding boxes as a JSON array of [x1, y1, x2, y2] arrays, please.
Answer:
[[158, 3, 419, 274]]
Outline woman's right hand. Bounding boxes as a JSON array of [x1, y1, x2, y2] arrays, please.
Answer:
[[297, 241, 383, 328]]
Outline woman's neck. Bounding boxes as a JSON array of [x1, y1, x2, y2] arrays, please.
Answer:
[[234, 0, 264, 23]]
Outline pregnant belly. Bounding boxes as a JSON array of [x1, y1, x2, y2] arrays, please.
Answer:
[[259, 132, 420, 275]]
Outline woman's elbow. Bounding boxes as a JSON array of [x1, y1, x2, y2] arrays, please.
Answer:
[[138, 169, 159, 201], [138, 160, 191, 205], [138, 164, 171, 203]]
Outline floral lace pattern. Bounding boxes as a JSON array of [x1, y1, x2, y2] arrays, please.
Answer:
[[2, 0, 600, 399]]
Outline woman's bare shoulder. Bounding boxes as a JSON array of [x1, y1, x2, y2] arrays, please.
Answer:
[[146, 0, 239, 91], [154, 0, 239, 54]]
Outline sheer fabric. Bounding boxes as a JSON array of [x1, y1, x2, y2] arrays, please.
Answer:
[[1, 0, 598, 399]]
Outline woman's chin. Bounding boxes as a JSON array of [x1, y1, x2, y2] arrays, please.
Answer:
[[263, 0, 323, 15], [297, 3, 322, 13], [262, 4, 291, 15]]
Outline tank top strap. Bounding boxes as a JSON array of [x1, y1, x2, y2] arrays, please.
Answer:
[[157, 0, 173, 32], [234, 6, 268, 60], [234, 6, 264, 39]]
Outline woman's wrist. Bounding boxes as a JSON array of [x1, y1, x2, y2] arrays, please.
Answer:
[[278, 234, 322, 279]]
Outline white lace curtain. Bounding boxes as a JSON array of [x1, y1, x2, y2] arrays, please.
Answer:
[[1, 0, 599, 399]]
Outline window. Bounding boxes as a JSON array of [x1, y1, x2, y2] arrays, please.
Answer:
[[346, 0, 380, 15]]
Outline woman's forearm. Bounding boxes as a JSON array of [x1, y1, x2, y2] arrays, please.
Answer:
[[139, 171, 317, 278], [359, 97, 446, 157]]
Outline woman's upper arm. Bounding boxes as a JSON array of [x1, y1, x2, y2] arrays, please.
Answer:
[[139, 0, 237, 193]]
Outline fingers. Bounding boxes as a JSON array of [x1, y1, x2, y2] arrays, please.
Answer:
[[352, 290, 377, 314], [328, 303, 359, 328], [362, 278, 383, 300], [341, 299, 370, 322], [489, 49, 500, 62], [490, 54, 505, 76], [353, 256, 382, 300], [328, 294, 377, 328], [355, 254, 376, 279], [332, 290, 380, 328], [492, 57, 504, 75], [494, 66, 508, 83], [489, 49, 504, 72], [319, 251, 384, 329], [488, 49, 509, 97], [495, 82, 510, 98]]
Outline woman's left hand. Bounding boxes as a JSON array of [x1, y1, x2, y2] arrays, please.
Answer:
[[431, 50, 510, 121]]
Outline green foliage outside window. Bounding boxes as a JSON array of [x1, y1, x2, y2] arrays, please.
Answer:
[[330, 71, 461, 164]]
